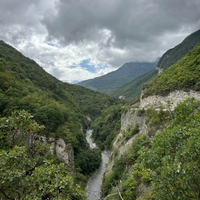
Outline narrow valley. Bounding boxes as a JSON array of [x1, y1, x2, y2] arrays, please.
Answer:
[[86, 130, 110, 200]]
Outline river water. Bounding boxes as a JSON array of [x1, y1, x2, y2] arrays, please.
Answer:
[[86, 130, 110, 200]]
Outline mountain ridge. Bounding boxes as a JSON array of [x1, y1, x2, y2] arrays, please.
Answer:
[[77, 61, 158, 93], [157, 29, 200, 72], [108, 29, 200, 102]]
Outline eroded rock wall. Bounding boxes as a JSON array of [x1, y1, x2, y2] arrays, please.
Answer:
[[108, 107, 147, 166], [140, 90, 200, 110], [24, 135, 74, 166], [121, 108, 147, 133]]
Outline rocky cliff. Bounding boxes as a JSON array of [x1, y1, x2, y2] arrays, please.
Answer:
[[25, 135, 74, 168], [111, 108, 147, 157], [111, 89, 200, 160], [103, 89, 200, 199], [140, 89, 200, 110]]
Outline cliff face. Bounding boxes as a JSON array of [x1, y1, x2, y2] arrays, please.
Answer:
[[52, 138, 74, 168], [115, 90, 200, 158], [156, 65, 164, 75], [140, 89, 200, 110], [111, 109, 146, 157], [121, 108, 147, 133], [104, 89, 200, 199], [24, 135, 74, 168], [104, 105, 153, 199]]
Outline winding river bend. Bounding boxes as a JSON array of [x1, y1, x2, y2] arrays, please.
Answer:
[[86, 130, 110, 200]]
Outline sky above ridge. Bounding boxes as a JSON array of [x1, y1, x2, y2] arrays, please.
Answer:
[[0, 0, 200, 83]]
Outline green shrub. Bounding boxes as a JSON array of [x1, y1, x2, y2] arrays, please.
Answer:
[[125, 131, 132, 140], [137, 108, 145, 116], [122, 163, 152, 200], [131, 123, 139, 135], [139, 98, 200, 200]]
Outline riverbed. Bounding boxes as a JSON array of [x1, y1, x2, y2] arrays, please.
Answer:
[[86, 130, 110, 200]]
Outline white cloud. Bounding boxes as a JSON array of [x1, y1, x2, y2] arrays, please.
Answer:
[[0, 0, 200, 83]]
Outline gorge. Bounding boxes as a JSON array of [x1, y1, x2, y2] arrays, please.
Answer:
[[86, 130, 110, 200]]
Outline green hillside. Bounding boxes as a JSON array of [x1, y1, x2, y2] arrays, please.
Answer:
[[143, 43, 200, 97], [0, 41, 122, 120], [0, 40, 123, 195], [157, 29, 200, 71], [108, 69, 158, 102], [77, 61, 157, 93], [108, 29, 200, 102]]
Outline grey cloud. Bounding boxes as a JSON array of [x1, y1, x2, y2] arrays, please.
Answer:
[[42, 0, 200, 48], [52, 67, 64, 78], [1, 0, 200, 83], [0, 0, 41, 25], [0, 0, 51, 45]]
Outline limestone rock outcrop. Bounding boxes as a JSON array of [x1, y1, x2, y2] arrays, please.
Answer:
[[140, 90, 200, 110]]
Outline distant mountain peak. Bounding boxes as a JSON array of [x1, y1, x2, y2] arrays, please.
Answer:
[[77, 60, 158, 94]]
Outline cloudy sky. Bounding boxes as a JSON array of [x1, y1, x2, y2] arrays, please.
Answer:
[[0, 0, 200, 83]]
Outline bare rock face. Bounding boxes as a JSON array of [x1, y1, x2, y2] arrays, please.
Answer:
[[121, 108, 147, 134], [50, 138, 74, 166], [156, 65, 164, 75], [140, 90, 200, 110], [106, 89, 200, 199], [24, 135, 74, 167], [110, 107, 147, 160], [136, 182, 152, 199]]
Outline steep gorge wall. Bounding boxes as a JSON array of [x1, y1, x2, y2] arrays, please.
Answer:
[[105, 107, 148, 177], [112, 108, 146, 157], [109, 90, 200, 167], [104, 89, 200, 199], [121, 108, 147, 133], [104, 106, 151, 199]]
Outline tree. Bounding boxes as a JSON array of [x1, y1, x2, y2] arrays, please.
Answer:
[[0, 110, 84, 199], [34, 104, 64, 131], [139, 98, 200, 199], [0, 110, 43, 149]]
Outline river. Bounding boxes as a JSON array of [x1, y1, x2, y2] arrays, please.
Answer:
[[86, 130, 110, 200]]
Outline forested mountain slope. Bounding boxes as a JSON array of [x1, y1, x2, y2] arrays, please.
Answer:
[[157, 28, 200, 72], [108, 69, 158, 102], [0, 40, 122, 121], [108, 29, 200, 102], [77, 61, 157, 93], [143, 43, 200, 98], [0, 40, 123, 199]]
